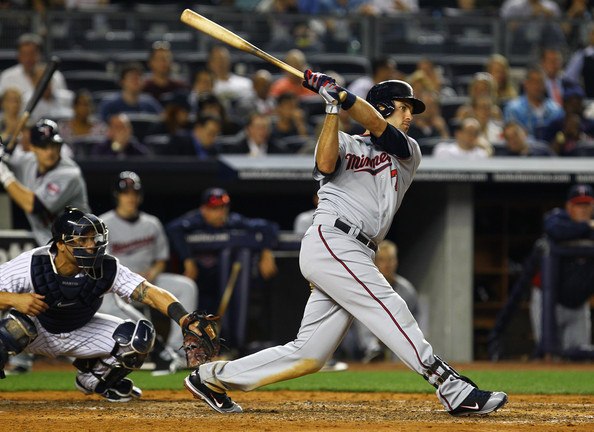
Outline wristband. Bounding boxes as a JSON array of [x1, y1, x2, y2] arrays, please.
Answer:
[[325, 103, 340, 114], [340, 89, 357, 110], [167, 301, 189, 324]]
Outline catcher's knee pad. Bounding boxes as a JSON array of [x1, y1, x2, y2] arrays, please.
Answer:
[[112, 319, 156, 369], [423, 355, 477, 389], [73, 319, 155, 395], [0, 310, 38, 378]]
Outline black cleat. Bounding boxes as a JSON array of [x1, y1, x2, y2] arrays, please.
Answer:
[[449, 389, 508, 416], [184, 370, 242, 413]]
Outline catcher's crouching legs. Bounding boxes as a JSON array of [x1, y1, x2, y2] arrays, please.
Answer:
[[74, 319, 156, 402]]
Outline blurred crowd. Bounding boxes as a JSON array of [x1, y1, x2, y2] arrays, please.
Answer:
[[2, 1, 594, 159]]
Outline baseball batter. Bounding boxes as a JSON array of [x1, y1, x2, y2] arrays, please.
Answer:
[[184, 72, 508, 416], [0, 207, 199, 400], [0, 119, 90, 246]]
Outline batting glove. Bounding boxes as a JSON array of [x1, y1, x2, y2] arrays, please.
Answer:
[[0, 160, 15, 188], [303, 70, 341, 114]]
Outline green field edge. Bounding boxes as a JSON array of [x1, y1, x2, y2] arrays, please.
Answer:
[[1, 370, 593, 395]]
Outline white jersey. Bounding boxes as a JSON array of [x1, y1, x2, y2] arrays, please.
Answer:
[[8, 149, 90, 246], [0, 246, 143, 303], [313, 130, 421, 242], [99, 210, 169, 273]]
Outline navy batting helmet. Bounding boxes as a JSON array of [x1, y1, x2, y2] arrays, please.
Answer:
[[51, 207, 108, 279], [366, 80, 426, 117], [30, 119, 63, 147], [114, 171, 142, 194]]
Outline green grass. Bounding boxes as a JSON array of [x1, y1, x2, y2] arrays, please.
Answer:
[[1, 369, 593, 395]]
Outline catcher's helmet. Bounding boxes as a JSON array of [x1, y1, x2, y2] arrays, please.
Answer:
[[30, 119, 64, 147], [366, 80, 426, 117], [51, 207, 109, 279]]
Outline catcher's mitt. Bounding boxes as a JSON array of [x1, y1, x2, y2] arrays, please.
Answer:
[[181, 312, 220, 368]]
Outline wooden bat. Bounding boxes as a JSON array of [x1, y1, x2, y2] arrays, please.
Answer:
[[217, 261, 242, 322], [181, 9, 303, 79], [181, 9, 347, 102], [6, 56, 61, 151]]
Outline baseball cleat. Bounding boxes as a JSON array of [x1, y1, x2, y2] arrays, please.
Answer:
[[75, 377, 142, 402], [449, 389, 508, 416], [184, 370, 242, 413]]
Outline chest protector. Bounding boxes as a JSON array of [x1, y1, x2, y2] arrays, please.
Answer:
[[31, 254, 118, 334]]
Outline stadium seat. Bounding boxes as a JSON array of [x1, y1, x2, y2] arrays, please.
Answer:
[[126, 112, 162, 143], [64, 70, 119, 93], [52, 50, 108, 72]]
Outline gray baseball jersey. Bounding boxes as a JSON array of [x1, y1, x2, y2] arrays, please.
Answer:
[[99, 210, 169, 273], [198, 126, 473, 412], [8, 149, 90, 246]]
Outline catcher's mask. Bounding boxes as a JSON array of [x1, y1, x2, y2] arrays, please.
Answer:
[[366, 80, 426, 117], [51, 207, 109, 279]]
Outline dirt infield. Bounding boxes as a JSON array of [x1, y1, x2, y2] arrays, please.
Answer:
[[2, 362, 594, 431]]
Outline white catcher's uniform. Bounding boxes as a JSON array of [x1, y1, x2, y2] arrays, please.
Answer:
[[199, 126, 473, 411], [98, 210, 198, 355], [0, 246, 144, 390]]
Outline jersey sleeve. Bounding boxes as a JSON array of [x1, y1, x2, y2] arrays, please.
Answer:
[[109, 263, 146, 302], [0, 252, 33, 294], [312, 132, 347, 181], [34, 167, 85, 215], [152, 217, 170, 261], [371, 124, 413, 159]]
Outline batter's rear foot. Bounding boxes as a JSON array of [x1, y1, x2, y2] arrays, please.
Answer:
[[449, 389, 508, 416], [184, 370, 242, 413]]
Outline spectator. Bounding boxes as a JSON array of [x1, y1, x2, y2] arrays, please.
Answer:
[[197, 92, 243, 136], [166, 187, 279, 350], [230, 112, 286, 156], [503, 65, 563, 140], [540, 47, 565, 105], [365, 0, 419, 15], [564, 24, 594, 98], [58, 89, 107, 154], [455, 72, 503, 122], [0, 33, 70, 118], [98, 171, 198, 375], [471, 95, 504, 144], [146, 90, 191, 137], [142, 40, 190, 105], [26, 64, 74, 122], [530, 184, 594, 356], [414, 58, 456, 98], [168, 114, 222, 157], [270, 92, 311, 143], [188, 68, 215, 114], [269, 49, 314, 99], [235, 69, 276, 120], [542, 85, 594, 156], [500, 0, 565, 53], [432, 117, 492, 158], [561, 0, 592, 48], [348, 56, 404, 98], [407, 91, 451, 141], [486, 54, 518, 102], [0, 87, 22, 143], [98, 62, 162, 123], [495, 121, 555, 156], [206, 45, 254, 109], [342, 239, 422, 363], [91, 113, 150, 157]]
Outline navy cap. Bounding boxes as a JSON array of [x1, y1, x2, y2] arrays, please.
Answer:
[[201, 187, 230, 207], [563, 85, 586, 100], [567, 184, 594, 204]]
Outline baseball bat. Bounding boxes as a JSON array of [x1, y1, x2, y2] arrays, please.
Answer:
[[180, 9, 346, 101], [6, 56, 61, 151], [217, 261, 242, 321]]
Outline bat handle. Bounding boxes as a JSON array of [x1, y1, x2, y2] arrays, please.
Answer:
[[339, 91, 347, 103]]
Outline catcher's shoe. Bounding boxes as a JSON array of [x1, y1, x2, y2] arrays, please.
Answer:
[[449, 389, 508, 417], [75, 378, 142, 402], [184, 370, 242, 413]]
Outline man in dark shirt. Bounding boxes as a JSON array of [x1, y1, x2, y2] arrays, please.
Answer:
[[496, 121, 555, 156], [142, 41, 190, 105], [166, 188, 279, 350]]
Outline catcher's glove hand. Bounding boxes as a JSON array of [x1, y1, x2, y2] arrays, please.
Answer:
[[181, 312, 220, 368]]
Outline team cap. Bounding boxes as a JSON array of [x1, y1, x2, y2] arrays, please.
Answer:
[[201, 187, 230, 207], [567, 184, 594, 204]]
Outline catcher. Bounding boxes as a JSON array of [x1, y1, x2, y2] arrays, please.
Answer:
[[0, 205, 219, 399]]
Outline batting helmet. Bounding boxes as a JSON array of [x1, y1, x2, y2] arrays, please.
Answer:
[[366, 80, 426, 117], [51, 207, 109, 279], [30, 119, 64, 147], [201, 187, 230, 208]]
